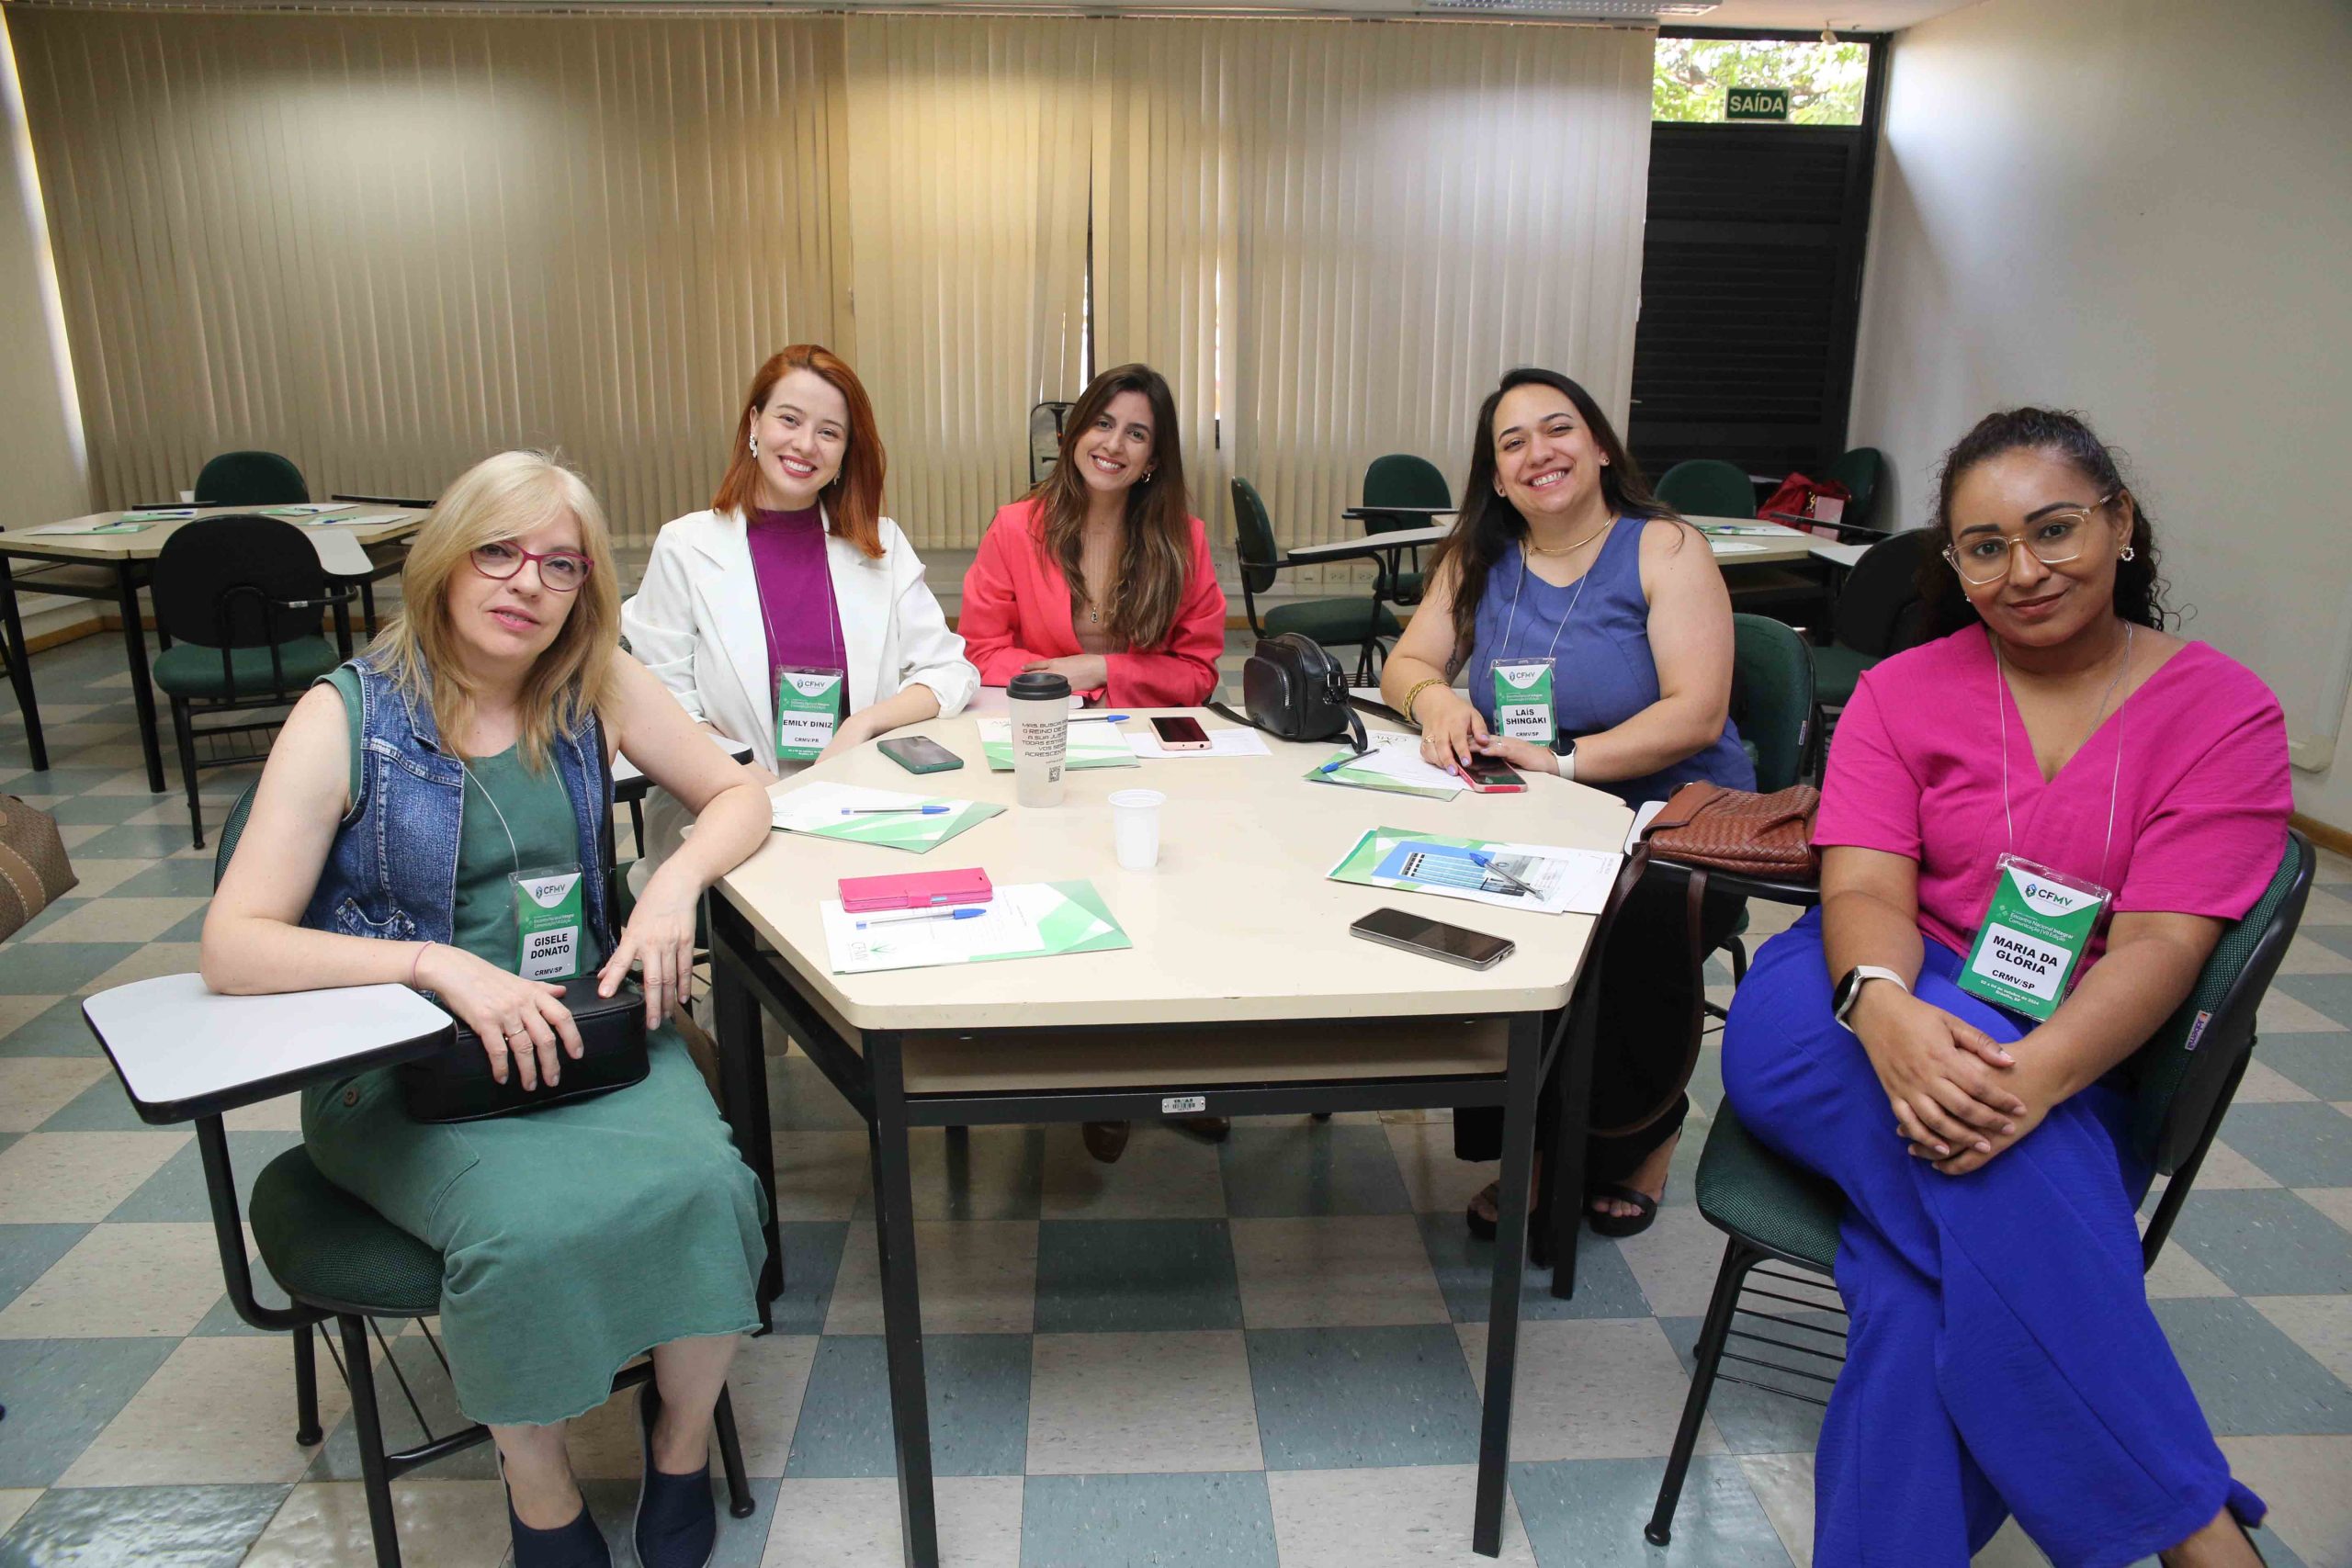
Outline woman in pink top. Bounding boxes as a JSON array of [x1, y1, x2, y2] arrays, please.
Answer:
[[1723, 409, 2289, 1568], [958, 364, 1227, 710]]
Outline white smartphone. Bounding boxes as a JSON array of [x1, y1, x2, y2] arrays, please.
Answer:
[[1349, 907, 1516, 970], [1150, 715, 1214, 752]]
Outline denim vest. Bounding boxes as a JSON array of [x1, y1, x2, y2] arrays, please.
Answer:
[[300, 657, 616, 960]]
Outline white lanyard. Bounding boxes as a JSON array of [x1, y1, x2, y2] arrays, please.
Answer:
[[462, 762, 522, 876], [1993, 620, 2132, 887], [1496, 536, 1600, 675]]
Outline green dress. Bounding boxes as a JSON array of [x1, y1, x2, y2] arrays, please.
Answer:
[[301, 669, 766, 1427]]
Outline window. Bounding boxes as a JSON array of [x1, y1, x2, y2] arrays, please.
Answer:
[[1652, 37, 1869, 126]]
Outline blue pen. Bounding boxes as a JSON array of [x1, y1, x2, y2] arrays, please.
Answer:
[[1467, 852, 1540, 897], [842, 805, 950, 816], [1315, 757, 1351, 775], [856, 907, 986, 930]]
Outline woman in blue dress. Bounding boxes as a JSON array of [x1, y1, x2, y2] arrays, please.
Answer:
[[1380, 367, 1754, 1239]]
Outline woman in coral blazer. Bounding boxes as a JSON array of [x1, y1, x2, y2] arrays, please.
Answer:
[[959, 363, 1226, 708]]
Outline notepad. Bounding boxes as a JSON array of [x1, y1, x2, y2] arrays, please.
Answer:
[[31, 521, 152, 536], [770, 781, 1003, 852], [1306, 731, 1464, 799], [258, 503, 356, 518], [820, 879, 1131, 973], [975, 716, 1139, 772]]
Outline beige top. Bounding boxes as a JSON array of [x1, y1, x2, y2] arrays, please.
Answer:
[[717, 707, 1634, 1032], [0, 505, 428, 566]]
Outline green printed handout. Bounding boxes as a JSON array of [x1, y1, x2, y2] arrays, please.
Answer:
[[975, 716, 1138, 772], [820, 879, 1131, 974], [769, 780, 1003, 853]]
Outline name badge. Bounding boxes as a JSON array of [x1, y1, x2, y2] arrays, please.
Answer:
[[1958, 854, 2110, 1021], [1490, 658, 1555, 745], [775, 666, 846, 764], [512, 864, 586, 982]]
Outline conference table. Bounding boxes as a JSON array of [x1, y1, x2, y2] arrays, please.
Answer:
[[0, 504, 430, 787], [707, 704, 1632, 1565]]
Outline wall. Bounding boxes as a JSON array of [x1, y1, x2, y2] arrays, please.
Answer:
[[0, 7, 86, 536], [1846, 0, 2352, 824]]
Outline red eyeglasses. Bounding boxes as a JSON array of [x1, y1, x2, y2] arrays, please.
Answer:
[[471, 541, 594, 592]]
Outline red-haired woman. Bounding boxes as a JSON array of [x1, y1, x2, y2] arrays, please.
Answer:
[[624, 345, 978, 868]]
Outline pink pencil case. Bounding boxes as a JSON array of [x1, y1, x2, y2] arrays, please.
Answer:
[[838, 867, 994, 913]]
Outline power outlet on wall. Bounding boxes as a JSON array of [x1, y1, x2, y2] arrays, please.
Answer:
[[1294, 564, 1325, 589]]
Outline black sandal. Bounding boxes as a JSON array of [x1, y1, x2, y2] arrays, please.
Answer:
[[1585, 1181, 1661, 1239], [1464, 1182, 1499, 1242]]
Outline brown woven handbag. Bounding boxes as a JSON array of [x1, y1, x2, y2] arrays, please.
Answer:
[[1641, 781, 1820, 878], [0, 794, 78, 942]]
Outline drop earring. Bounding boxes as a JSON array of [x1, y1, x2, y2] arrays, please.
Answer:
[[749, 436, 759, 457]]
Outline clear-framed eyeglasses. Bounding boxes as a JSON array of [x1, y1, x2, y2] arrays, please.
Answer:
[[1943, 491, 2121, 586]]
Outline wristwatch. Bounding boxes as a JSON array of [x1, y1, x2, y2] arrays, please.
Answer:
[[1557, 737, 1577, 783], [1832, 965, 1909, 1029]]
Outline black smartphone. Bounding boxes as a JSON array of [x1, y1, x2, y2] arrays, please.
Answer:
[[1149, 715, 1213, 751], [1349, 907, 1516, 970], [877, 736, 964, 774]]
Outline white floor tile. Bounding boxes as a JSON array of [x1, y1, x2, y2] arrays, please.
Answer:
[[761, 1475, 1023, 1567], [1025, 1330, 1261, 1475], [58, 1335, 353, 1484], [0, 1221, 232, 1338], [1267, 1466, 1537, 1565], [823, 1220, 1037, 1336], [0, 1057, 108, 1132], [242, 1480, 512, 1568], [1455, 1318, 1724, 1462], [0, 1130, 189, 1223], [1229, 1214, 1448, 1329], [2247, 1294, 2352, 1386]]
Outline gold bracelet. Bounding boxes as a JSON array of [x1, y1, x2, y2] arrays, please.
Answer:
[[1401, 678, 1446, 728]]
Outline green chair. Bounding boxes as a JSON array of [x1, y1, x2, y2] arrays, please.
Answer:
[[196, 449, 309, 505], [1655, 458, 1758, 521], [1825, 446, 1887, 533], [150, 516, 352, 848], [198, 786, 758, 1568], [1812, 527, 1936, 712], [1705, 615, 1821, 1017], [1645, 830, 2317, 1547], [1354, 453, 1453, 604], [1232, 477, 1401, 668]]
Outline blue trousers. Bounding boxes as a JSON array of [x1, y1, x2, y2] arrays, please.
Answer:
[[1721, 909, 2262, 1567]]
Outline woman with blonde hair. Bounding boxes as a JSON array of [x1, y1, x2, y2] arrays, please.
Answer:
[[624, 344, 977, 870], [203, 451, 775, 1568]]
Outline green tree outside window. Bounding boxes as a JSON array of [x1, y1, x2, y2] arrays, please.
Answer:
[[1653, 39, 1869, 125]]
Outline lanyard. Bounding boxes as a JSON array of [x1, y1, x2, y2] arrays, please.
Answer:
[[462, 762, 522, 875], [1993, 620, 2132, 887], [1495, 533, 1601, 678]]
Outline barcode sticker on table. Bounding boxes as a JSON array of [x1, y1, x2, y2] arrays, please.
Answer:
[[1161, 1095, 1206, 1114]]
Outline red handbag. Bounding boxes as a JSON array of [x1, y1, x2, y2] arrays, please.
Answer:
[[1756, 472, 1850, 525]]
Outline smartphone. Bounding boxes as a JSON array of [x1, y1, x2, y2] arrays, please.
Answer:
[[1149, 715, 1213, 752], [1349, 908, 1517, 971], [1459, 758, 1527, 794], [877, 736, 964, 774]]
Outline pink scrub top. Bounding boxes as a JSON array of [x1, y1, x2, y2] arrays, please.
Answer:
[[1816, 626, 2291, 969]]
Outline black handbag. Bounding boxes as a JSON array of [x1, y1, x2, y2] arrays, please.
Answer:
[[1210, 634, 1368, 750], [399, 984, 650, 1122]]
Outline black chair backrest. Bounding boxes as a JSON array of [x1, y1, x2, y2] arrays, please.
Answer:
[[196, 450, 308, 506], [1231, 477, 1282, 596], [216, 784, 257, 889], [1825, 447, 1885, 530], [1833, 528, 1936, 657], [1361, 454, 1451, 531], [153, 515, 330, 651]]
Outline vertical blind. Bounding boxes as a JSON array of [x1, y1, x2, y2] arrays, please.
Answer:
[[9, 6, 1649, 555]]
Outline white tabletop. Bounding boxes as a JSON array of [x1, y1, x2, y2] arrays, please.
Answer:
[[84, 974, 452, 1122], [716, 707, 1632, 1032], [0, 505, 428, 569], [1289, 523, 1454, 561]]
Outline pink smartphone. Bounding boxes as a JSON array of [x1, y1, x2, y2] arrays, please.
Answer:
[[838, 867, 994, 913], [1151, 715, 1213, 751]]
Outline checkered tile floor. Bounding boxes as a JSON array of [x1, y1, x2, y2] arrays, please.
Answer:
[[3, 628, 2350, 1567]]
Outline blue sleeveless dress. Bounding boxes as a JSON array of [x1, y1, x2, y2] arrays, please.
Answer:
[[1467, 519, 1754, 803]]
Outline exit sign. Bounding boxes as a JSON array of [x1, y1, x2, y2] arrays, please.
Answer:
[[1726, 86, 1790, 121]]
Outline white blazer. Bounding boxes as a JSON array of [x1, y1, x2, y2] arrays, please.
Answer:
[[622, 503, 978, 868]]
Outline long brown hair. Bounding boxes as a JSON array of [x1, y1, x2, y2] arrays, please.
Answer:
[[1432, 367, 1677, 676], [1030, 363, 1192, 649], [369, 451, 621, 770], [712, 344, 887, 560]]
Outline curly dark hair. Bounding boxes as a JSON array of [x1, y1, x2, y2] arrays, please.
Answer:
[[1918, 407, 2176, 637]]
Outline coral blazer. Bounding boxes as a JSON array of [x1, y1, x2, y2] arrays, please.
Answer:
[[958, 498, 1227, 707]]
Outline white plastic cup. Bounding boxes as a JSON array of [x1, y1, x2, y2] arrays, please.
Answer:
[[1109, 788, 1166, 870], [1006, 671, 1071, 807]]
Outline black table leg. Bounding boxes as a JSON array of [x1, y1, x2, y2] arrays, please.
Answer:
[[865, 1029, 940, 1568], [1546, 993, 1600, 1302], [709, 900, 785, 1322], [0, 553, 47, 772], [117, 562, 164, 791], [1473, 1011, 1544, 1557]]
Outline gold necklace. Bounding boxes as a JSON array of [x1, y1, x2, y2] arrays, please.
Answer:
[[1524, 517, 1613, 558]]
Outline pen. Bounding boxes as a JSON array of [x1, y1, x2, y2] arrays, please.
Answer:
[[1467, 852, 1540, 897], [856, 907, 987, 929], [842, 805, 950, 816]]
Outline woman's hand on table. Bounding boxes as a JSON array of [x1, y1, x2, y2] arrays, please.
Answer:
[[1416, 689, 1488, 770], [1849, 985, 2028, 1162], [1022, 654, 1109, 692], [1468, 734, 1560, 776], [417, 943, 581, 1090], [601, 874, 700, 1029]]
